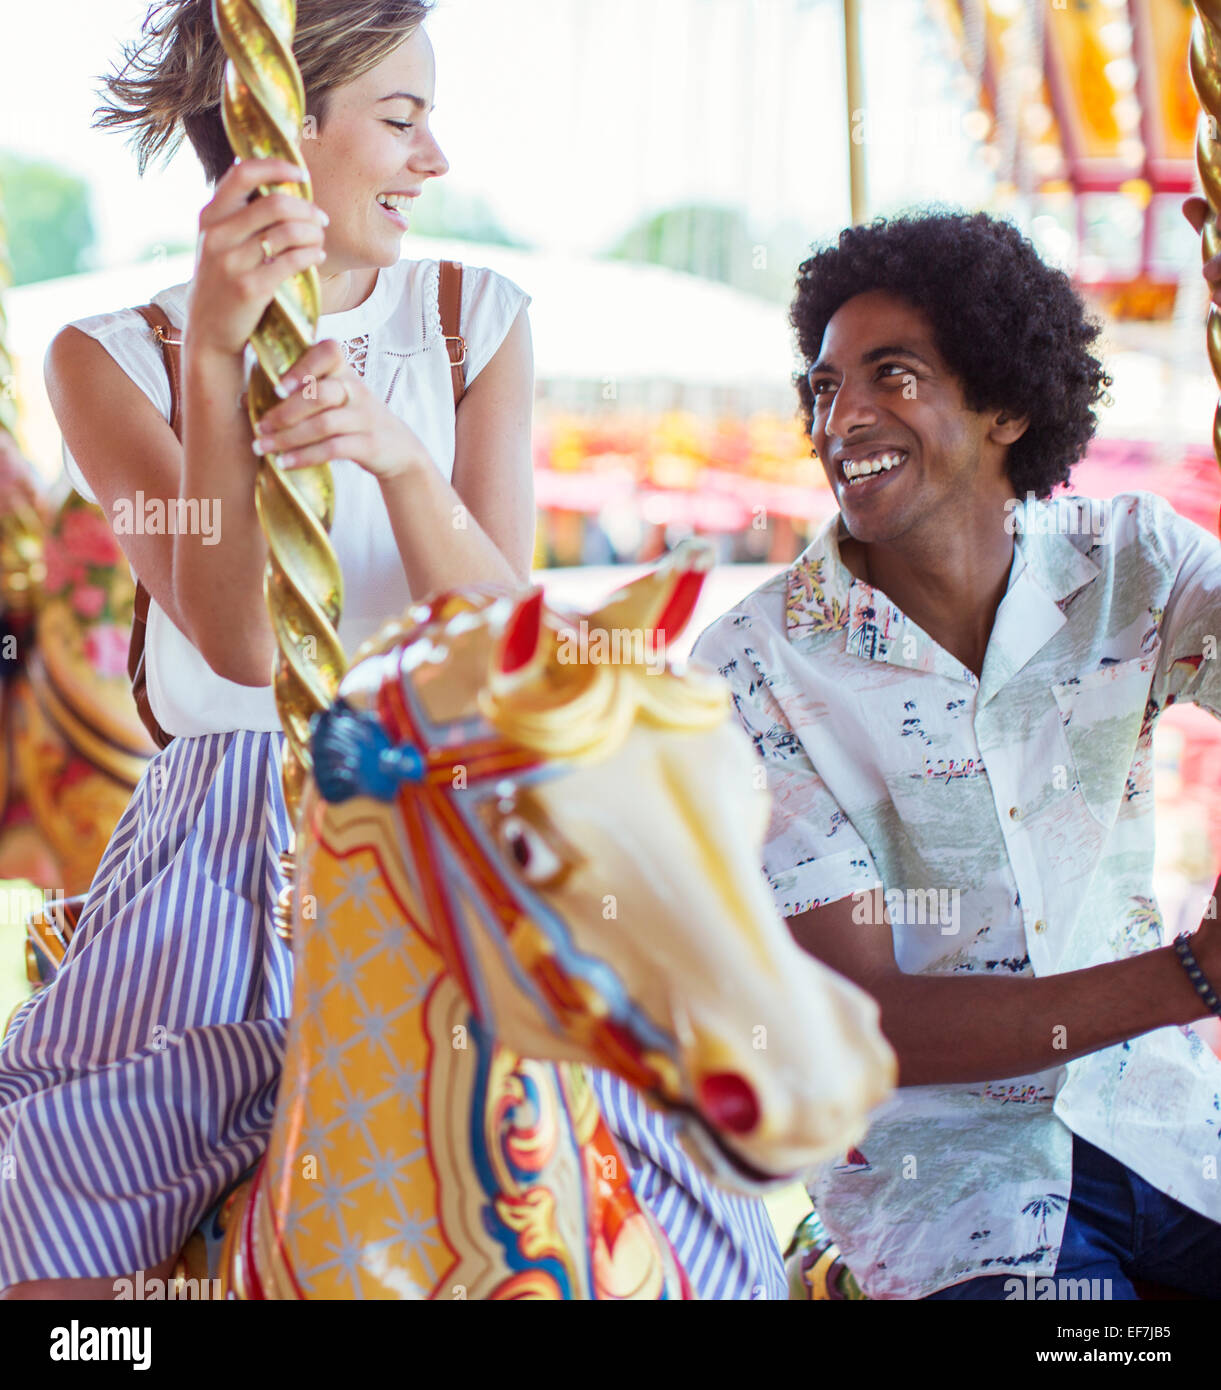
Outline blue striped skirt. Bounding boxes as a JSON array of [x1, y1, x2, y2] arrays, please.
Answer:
[[0, 730, 785, 1298]]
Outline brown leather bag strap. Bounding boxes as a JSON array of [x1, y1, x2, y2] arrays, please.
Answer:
[[126, 581, 151, 684], [133, 303, 184, 439], [438, 260, 466, 410], [125, 302, 184, 751]]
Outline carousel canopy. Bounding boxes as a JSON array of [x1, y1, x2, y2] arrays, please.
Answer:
[[928, 0, 1202, 319], [931, 0, 1195, 197]]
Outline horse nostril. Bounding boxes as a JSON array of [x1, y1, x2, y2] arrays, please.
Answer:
[[697, 1071, 760, 1136]]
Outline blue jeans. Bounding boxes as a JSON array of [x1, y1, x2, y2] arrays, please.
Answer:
[[925, 1134, 1221, 1300]]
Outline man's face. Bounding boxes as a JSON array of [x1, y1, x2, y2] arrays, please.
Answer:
[[807, 290, 1012, 546]]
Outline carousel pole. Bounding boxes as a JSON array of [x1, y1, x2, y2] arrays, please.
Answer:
[[1189, 1, 1221, 497], [843, 0, 866, 225], [211, 0, 346, 936], [0, 185, 44, 618]]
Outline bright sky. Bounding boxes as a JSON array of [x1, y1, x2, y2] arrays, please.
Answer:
[[0, 0, 993, 269]]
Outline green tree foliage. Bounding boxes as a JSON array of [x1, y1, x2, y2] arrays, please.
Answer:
[[611, 204, 752, 282], [0, 154, 96, 286], [406, 183, 529, 248], [608, 203, 809, 303]]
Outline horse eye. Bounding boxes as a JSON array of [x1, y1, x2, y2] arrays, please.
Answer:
[[497, 813, 562, 884]]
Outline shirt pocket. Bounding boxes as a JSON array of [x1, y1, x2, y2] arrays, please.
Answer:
[[1050, 646, 1159, 829]]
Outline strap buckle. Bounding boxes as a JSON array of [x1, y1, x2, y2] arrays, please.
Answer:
[[151, 324, 184, 347], [445, 334, 467, 368]]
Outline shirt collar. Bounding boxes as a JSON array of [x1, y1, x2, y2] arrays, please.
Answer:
[[786, 514, 974, 682], [785, 501, 1102, 691], [1005, 495, 1102, 604], [976, 496, 1102, 703], [784, 513, 853, 645]]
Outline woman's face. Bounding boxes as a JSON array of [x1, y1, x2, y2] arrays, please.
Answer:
[[303, 27, 448, 273]]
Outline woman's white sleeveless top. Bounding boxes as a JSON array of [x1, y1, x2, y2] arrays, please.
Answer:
[[56, 258, 530, 737]]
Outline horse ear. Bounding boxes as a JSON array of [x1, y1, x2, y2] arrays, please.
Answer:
[[651, 549, 712, 644], [495, 587, 546, 678], [592, 538, 715, 644]]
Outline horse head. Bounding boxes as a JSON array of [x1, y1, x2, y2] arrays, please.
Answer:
[[312, 542, 894, 1189]]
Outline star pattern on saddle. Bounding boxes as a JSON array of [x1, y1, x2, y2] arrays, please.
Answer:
[[383, 1057, 425, 1115], [359, 1149, 417, 1195], [385, 1211, 442, 1265], [276, 846, 460, 1295], [323, 1234, 368, 1294]]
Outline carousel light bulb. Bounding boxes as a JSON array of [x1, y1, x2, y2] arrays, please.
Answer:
[[1031, 144, 1063, 177], [1098, 19, 1134, 55], [1104, 57, 1138, 94], [962, 109, 991, 141], [1031, 215, 1073, 270], [1119, 178, 1153, 209], [1018, 64, 1042, 97], [1023, 104, 1053, 139], [1113, 97, 1142, 133]]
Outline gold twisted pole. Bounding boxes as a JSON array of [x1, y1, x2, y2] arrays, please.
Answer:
[[0, 179, 45, 616], [212, 0, 346, 931], [1190, 1, 1221, 492]]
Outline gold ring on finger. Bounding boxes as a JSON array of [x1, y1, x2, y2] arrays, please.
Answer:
[[260, 238, 274, 264]]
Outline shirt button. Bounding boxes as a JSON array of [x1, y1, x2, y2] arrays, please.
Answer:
[[1034, 920, 1046, 934], [1008, 805, 1021, 821]]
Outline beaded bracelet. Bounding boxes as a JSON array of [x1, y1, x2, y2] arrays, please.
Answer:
[[1173, 932, 1221, 1018]]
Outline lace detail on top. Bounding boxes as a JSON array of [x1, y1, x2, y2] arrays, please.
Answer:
[[341, 334, 370, 377], [424, 258, 442, 349], [308, 266, 443, 382]]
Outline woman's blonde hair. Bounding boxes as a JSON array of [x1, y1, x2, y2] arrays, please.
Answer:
[[93, 0, 434, 186]]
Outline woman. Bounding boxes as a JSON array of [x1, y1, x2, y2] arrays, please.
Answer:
[[0, 0, 786, 1299]]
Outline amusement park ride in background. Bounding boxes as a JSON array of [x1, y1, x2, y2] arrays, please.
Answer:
[[0, 0, 1220, 1299], [933, 0, 1199, 321]]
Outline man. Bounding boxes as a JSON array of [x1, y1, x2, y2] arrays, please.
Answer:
[[692, 208, 1221, 1299]]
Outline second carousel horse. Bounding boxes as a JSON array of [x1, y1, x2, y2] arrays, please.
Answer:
[[1, 489, 153, 916]]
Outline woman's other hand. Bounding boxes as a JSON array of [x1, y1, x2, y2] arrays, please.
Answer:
[[1183, 197, 1221, 310], [187, 157, 328, 358], [251, 338, 431, 484]]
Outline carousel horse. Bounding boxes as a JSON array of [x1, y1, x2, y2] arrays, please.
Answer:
[[0, 487, 153, 913], [202, 543, 895, 1299]]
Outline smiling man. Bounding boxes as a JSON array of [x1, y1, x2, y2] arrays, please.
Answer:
[[692, 211, 1221, 1299]]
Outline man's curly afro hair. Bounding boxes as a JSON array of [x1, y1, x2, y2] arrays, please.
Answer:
[[791, 211, 1112, 499]]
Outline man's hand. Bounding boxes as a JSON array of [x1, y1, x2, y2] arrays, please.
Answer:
[[1184, 197, 1221, 310]]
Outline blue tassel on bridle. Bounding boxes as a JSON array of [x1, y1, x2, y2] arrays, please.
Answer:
[[311, 699, 426, 803]]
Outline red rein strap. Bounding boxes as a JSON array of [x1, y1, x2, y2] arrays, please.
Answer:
[[374, 653, 537, 1008], [371, 644, 667, 1096]]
